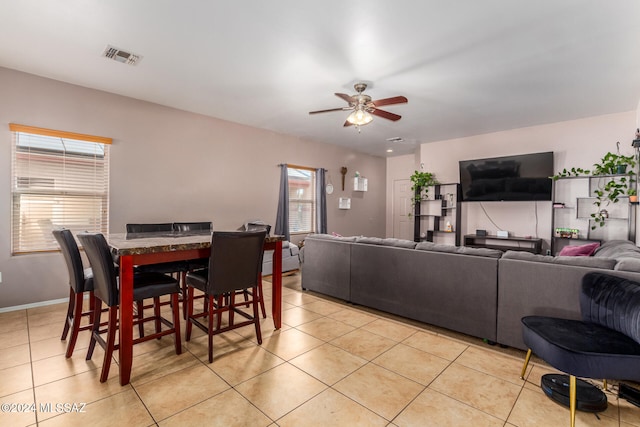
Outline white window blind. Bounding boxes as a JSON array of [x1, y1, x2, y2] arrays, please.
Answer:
[[10, 124, 111, 254], [287, 167, 316, 234]]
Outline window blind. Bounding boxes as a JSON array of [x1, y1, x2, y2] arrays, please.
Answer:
[[9, 124, 111, 254], [287, 166, 316, 233]]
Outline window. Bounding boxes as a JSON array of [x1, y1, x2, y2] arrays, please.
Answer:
[[10, 124, 111, 254], [287, 166, 316, 234]]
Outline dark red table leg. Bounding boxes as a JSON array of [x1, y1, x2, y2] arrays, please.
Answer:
[[271, 240, 282, 329], [118, 255, 134, 385]]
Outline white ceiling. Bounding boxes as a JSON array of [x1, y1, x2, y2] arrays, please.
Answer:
[[1, 1, 640, 157]]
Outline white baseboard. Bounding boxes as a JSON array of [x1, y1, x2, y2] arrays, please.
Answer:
[[0, 297, 69, 313]]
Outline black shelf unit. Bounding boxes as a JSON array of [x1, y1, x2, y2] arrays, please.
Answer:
[[413, 183, 461, 245]]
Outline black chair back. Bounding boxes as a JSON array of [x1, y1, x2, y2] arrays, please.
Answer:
[[173, 222, 213, 232], [207, 231, 266, 295], [52, 229, 90, 293], [580, 272, 640, 343], [246, 222, 271, 236], [126, 223, 173, 233], [77, 233, 119, 307]]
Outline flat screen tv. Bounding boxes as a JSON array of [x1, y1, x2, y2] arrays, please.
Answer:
[[459, 152, 554, 201]]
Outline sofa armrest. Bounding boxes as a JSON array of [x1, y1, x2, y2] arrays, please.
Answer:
[[301, 236, 351, 301], [289, 243, 299, 257]]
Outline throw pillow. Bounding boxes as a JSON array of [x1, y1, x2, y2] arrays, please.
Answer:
[[558, 242, 599, 257]]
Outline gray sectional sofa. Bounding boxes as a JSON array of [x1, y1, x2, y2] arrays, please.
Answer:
[[301, 235, 640, 350]]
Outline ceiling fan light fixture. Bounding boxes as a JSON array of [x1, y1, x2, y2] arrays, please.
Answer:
[[347, 108, 373, 126]]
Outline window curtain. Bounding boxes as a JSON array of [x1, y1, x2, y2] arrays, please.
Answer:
[[275, 164, 290, 241], [316, 168, 327, 234]]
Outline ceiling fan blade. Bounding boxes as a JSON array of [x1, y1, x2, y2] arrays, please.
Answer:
[[309, 107, 352, 114], [371, 108, 402, 121], [371, 96, 408, 107], [335, 93, 355, 103]]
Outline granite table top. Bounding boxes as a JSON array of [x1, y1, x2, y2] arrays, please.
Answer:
[[106, 231, 284, 256]]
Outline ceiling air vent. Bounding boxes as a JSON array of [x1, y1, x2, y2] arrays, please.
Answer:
[[386, 137, 404, 143], [102, 45, 142, 66]]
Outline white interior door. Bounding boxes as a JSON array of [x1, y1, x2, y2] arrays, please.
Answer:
[[393, 179, 414, 240]]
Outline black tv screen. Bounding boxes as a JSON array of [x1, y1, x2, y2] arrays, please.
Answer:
[[459, 152, 554, 201]]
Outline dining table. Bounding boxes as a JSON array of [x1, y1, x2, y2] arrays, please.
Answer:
[[106, 231, 284, 386]]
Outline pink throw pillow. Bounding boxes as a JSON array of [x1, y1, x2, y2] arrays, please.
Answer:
[[558, 242, 599, 257]]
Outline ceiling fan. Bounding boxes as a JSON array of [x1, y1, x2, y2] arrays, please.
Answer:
[[309, 83, 408, 127]]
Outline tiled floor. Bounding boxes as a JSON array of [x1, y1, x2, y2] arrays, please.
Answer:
[[1, 273, 639, 426]]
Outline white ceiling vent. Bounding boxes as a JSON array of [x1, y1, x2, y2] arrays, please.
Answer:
[[386, 137, 404, 143], [102, 45, 142, 66]]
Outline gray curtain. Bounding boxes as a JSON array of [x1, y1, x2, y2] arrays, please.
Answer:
[[275, 164, 290, 241], [316, 168, 327, 234]]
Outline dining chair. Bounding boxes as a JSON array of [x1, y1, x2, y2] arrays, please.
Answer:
[[53, 229, 98, 358], [125, 222, 191, 325], [77, 232, 182, 382], [172, 221, 212, 271], [245, 221, 271, 236], [126, 223, 174, 234], [185, 230, 267, 363], [173, 221, 213, 318], [125, 222, 187, 274], [172, 221, 213, 233], [241, 222, 270, 318]]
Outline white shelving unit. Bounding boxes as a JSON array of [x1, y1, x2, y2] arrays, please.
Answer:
[[338, 197, 351, 209], [353, 177, 368, 192], [551, 175, 636, 254]]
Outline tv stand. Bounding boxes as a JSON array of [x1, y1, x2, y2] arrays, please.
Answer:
[[463, 234, 542, 254]]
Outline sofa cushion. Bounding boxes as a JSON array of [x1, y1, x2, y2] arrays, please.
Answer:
[[289, 244, 299, 256], [558, 242, 600, 257], [456, 246, 504, 258], [614, 258, 640, 273], [416, 241, 454, 253], [554, 256, 616, 269], [307, 233, 357, 242], [415, 241, 438, 251], [502, 250, 616, 269], [416, 242, 502, 258], [356, 237, 417, 249], [355, 236, 384, 245], [593, 240, 640, 259]]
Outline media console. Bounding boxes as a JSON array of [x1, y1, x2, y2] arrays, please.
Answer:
[[463, 234, 542, 254]]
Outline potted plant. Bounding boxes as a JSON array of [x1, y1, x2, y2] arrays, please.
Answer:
[[409, 170, 438, 213], [629, 187, 638, 203], [591, 150, 636, 176], [588, 149, 637, 229]]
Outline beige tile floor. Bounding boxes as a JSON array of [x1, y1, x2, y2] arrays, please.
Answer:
[[1, 273, 639, 426]]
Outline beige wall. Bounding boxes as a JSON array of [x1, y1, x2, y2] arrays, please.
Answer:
[[0, 67, 386, 309], [416, 111, 638, 251]]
